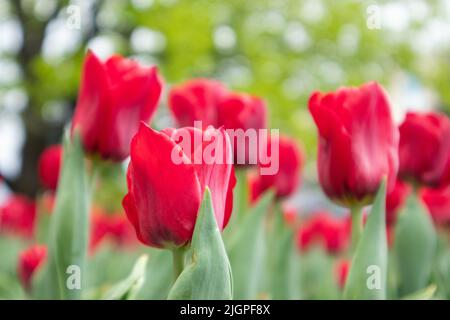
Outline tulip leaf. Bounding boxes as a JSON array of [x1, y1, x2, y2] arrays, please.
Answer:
[[223, 168, 249, 240], [41, 132, 91, 299], [103, 254, 148, 300], [301, 248, 339, 299], [401, 284, 437, 300], [344, 180, 388, 300], [168, 188, 233, 300], [136, 248, 173, 300], [394, 193, 437, 296], [270, 224, 301, 299], [227, 190, 274, 299]]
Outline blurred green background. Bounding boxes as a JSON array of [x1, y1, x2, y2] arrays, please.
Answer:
[[0, 0, 449, 197]]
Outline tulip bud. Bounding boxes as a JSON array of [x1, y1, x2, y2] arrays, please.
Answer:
[[0, 195, 36, 238], [123, 123, 236, 248], [90, 208, 136, 252], [38, 144, 62, 191], [17, 244, 47, 291], [168, 78, 268, 164], [168, 79, 227, 128], [386, 179, 411, 226], [335, 259, 350, 289], [421, 186, 450, 226], [249, 135, 304, 200], [297, 212, 349, 254], [308, 82, 399, 207], [399, 112, 450, 188], [72, 50, 163, 161]]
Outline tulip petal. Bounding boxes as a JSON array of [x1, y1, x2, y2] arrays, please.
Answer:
[[99, 59, 162, 160], [72, 50, 109, 153], [124, 123, 202, 248]]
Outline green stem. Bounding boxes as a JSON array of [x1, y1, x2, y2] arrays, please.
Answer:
[[350, 205, 363, 253], [172, 248, 185, 281]]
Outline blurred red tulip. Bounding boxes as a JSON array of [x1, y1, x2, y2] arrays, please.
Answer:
[[399, 112, 450, 187], [72, 50, 163, 161], [335, 259, 350, 289], [386, 179, 411, 226], [297, 211, 349, 254], [0, 195, 36, 238], [38, 144, 62, 191], [168, 78, 268, 164], [250, 135, 304, 200], [421, 186, 450, 226], [90, 209, 136, 252], [308, 82, 399, 207], [282, 204, 298, 226], [168, 79, 227, 128], [17, 244, 47, 291], [123, 123, 236, 248]]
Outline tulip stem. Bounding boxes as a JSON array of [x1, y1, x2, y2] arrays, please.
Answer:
[[350, 205, 363, 253], [172, 248, 185, 281]]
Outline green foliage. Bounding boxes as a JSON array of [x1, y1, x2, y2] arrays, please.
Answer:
[[394, 193, 437, 296], [168, 188, 233, 300], [40, 133, 90, 299], [268, 210, 301, 300], [344, 180, 388, 300], [227, 191, 274, 299], [102, 254, 148, 300]]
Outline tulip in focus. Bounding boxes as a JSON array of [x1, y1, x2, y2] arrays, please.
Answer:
[[38, 144, 62, 191], [123, 123, 236, 248], [17, 244, 47, 291], [0, 195, 36, 239], [72, 50, 163, 161], [399, 112, 450, 188]]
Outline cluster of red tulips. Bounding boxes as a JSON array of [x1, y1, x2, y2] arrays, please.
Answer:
[[1, 51, 449, 300]]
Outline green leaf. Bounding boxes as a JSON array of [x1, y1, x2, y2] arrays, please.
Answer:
[[300, 248, 339, 300], [401, 284, 437, 300], [168, 188, 233, 300], [270, 225, 301, 299], [394, 193, 437, 296], [344, 180, 388, 300], [39, 132, 91, 299], [223, 168, 249, 240], [102, 254, 148, 300], [227, 190, 274, 299], [136, 248, 173, 300]]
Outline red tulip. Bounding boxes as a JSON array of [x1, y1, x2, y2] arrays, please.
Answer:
[[90, 208, 136, 252], [335, 259, 350, 289], [17, 244, 47, 291], [308, 82, 399, 207], [168, 79, 227, 128], [297, 212, 349, 254], [249, 135, 304, 200], [399, 112, 450, 187], [421, 186, 450, 226], [72, 50, 163, 161], [38, 144, 62, 191], [282, 204, 298, 226], [168, 79, 268, 164], [122, 123, 236, 248], [386, 179, 411, 226], [0, 195, 36, 238]]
